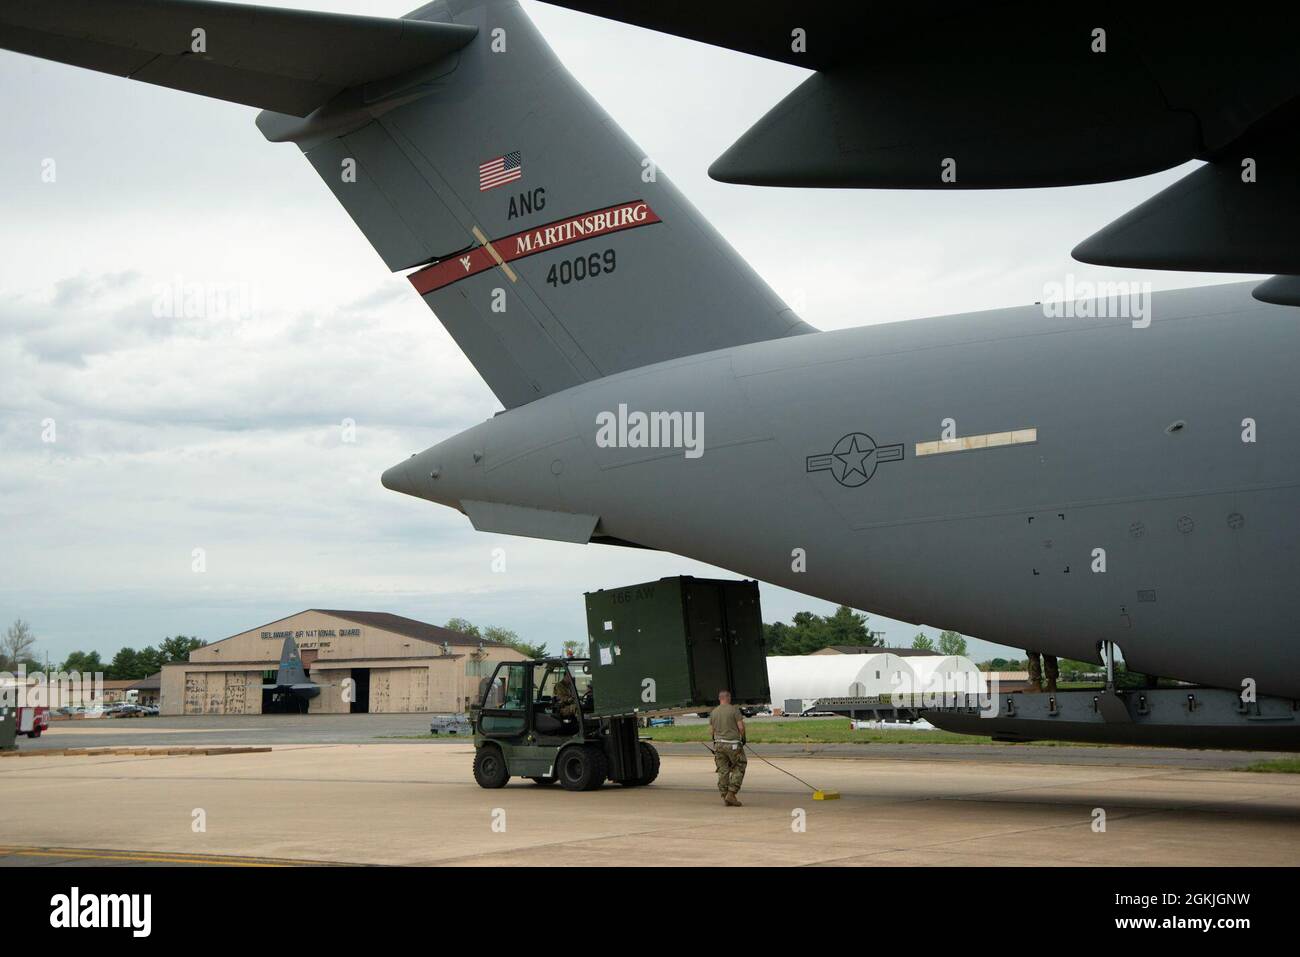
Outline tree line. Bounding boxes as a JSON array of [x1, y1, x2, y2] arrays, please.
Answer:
[[64, 636, 208, 680], [445, 618, 549, 658], [2, 619, 206, 680], [762, 606, 969, 657]]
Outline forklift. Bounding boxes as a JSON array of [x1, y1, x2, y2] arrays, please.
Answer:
[[469, 576, 771, 791], [470, 656, 660, 790]]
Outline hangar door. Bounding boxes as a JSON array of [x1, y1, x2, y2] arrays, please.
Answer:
[[183, 672, 260, 715], [369, 667, 430, 713]]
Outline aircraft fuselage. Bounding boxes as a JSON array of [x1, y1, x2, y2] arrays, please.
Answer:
[[384, 282, 1300, 698]]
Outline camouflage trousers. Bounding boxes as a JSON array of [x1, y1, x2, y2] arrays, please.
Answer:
[[1026, 652, 1059, 690], [1044, 655, 1059, 684], [714, 742, 747, 794], [1026, 652, 1042, 687]]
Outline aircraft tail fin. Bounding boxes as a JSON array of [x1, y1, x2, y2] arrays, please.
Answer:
[[256, 0, 811, 408], [2, 0, 811, 408], [277, 637, 309, 687]]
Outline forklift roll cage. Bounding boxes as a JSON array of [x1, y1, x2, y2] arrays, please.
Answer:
[[476, 657, 592, 741]]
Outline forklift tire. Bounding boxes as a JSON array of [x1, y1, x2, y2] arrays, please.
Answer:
[[473, 746, 510, 789], [620, 742, 661, 786], [529, 776, 558, 786], [637, 742, 661, 785], [558, 744, 607, 791]]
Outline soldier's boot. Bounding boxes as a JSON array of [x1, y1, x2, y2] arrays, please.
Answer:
[[720, 791, 730, 805], [725, 791, 743, 807]]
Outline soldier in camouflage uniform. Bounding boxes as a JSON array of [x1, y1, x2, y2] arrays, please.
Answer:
[[553, 672, 579, 726], [1025, 650, 1059, 693], [709, 689, 747, 806]]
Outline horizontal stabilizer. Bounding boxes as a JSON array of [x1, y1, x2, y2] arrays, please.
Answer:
[[0, 0, 477, 116]]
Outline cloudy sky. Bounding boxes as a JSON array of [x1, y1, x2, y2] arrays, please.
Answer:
[[0, 0, 1251, 667]]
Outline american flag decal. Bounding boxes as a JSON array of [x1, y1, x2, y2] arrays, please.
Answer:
[[479, 151, 522, 191]]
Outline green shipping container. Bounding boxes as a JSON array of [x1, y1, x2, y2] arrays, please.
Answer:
[[584, 576, 770, 717]]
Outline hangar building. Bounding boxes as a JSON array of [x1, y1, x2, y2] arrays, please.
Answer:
[[160, 609, 526, 716]]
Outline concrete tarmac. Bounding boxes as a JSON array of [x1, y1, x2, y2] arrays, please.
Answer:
[[3, 736, 1298, 866], [26, 715, 1291, 769]]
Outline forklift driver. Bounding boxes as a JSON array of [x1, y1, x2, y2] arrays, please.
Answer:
[[533, 666, 580, 736], [553, 673, 579, 722]]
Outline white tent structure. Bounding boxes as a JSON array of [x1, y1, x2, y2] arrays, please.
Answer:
[[767, 654, 916, 713], [767, 653, 988, 713], [894, 655, 987, 696]]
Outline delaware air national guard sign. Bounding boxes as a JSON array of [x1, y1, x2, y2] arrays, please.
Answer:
[[806, 433, 904, 488]]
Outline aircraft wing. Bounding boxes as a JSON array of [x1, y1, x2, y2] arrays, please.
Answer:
[[540, 2, 1291, 189], [0, 0, 477, 116], [542, 1, 1300, 291], [536, 1, 877, 70]]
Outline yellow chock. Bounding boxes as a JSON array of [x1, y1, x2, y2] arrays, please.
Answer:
[[812, 789, 840, 800]]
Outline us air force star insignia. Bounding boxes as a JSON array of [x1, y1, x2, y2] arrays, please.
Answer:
[[806, 433, 904, 487]]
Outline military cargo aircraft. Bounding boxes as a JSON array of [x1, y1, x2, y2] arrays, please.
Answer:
[[262, 637, 320, 711], [3, 0, 1298, 746]]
